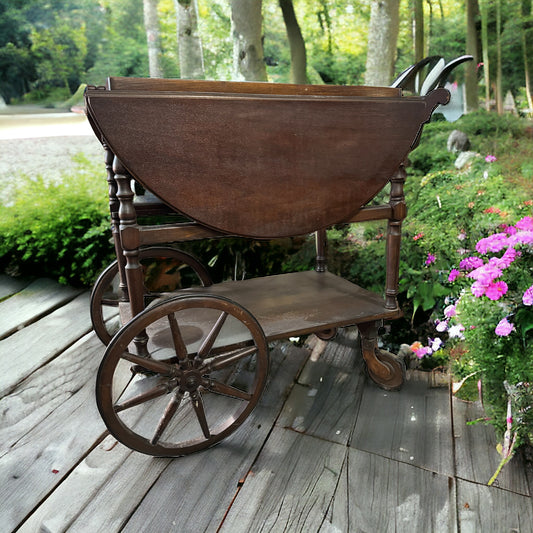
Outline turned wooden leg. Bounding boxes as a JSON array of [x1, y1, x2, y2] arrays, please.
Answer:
[[358, 321, 405, 391]]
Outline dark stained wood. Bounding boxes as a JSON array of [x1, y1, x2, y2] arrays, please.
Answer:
[[107, 75, 402, 98], [174, 271, 402, 341], [85, 86, 449, 238]]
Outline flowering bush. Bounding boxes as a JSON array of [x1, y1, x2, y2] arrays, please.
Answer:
[[411, 215, 533, 449]]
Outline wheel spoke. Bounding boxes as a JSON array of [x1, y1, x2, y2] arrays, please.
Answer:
[[150, 390, 184, 445], [205, 378, 252, 401], [114, 380, 170, 413], [197, 311, 228, 358], [167, 313, 189, 361], [121, 351, 176, 376], [203, 345, 258, 373], [101, 298, 120, 307], [191, 392, 210, 439]]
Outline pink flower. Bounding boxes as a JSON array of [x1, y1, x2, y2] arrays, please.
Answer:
[[468, 263, 502, 285], [436, 319, 449, 332], [489, 247, 518, 269], [413, 233, 424, 241], [448, 269, 461, 282], [485, 281, 508, 301], [515, 216, 533, 231], [459, 256, 484, 271], [471, 280, 487, 297], [495, 317, 514, 337], [523, 285, 533, 306], [425, 253, 436, 266], [510, 230, 533, 246], [444, 304, 457, 318], [485, 154, 497, 163], [476, 233, 509, 254]]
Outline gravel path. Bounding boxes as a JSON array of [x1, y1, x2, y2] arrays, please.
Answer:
[[0, 112, 104, 204]]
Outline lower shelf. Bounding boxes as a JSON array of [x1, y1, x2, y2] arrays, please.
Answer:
[[176, 270, 402, 341]]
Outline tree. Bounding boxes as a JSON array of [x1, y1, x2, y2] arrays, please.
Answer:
[[279, 0, 306, 84], [480, 0, 491, 110], [175, 0, 204, 79], [414, 0, 424, 63], [143, 0, 162, 77], [465, 0, 479, 111], [364, 0, 400, 86], [230, 0, 267, 81]]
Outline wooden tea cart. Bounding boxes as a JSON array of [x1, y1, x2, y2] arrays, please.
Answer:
[[85, 77, 449, 457]]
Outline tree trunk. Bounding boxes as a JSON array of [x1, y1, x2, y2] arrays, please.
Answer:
[[480, 0, 491, 110], [231, 0, 268, 81], [143, 0, 162, 78], [364, 0, 400, 86], [174, 0, 205, 79], [496, 0, 503, 114], [522, 0, 533, 112], [414, 0, 424, 63], [465, 0, 479, 112], [279, 0, 307, 84]]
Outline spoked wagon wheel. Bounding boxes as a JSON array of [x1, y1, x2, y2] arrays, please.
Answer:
[[96, 294, 269, 456], [90, 247, 212, 345]]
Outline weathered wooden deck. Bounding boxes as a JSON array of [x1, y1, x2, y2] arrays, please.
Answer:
[[1, 275, 532, 532]]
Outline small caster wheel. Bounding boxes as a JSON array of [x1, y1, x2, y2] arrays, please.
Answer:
[[96, 294, 269, 456], [315, 328, 337, 341], [90, 247, 212, 345], [365, 349, 406, 391]]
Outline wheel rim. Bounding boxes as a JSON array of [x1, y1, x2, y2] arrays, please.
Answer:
[[96, 294, 268, 456], [90, 247, 212, 345]]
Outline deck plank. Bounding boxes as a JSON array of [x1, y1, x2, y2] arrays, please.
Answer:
[[0, 278, 82, 339], [21, 343, 309, 533], [351, 370, 455, 476], [322, 447, 457, 532], [0, 292, 92, 396], [218, 427, 347, 532], [457, 478, 533, 533], [0, 333, 106, 532], [0, 275, 31, 301], [276, 328, 365, 446], [453, 398, 530, 495]]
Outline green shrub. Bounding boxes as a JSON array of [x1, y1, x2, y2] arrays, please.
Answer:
[[0, 156, 114, 286]]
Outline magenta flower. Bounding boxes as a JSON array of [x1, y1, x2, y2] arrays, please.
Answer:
[[515, 216, 533, 231], [425, 253, 436, 266], [459, 256, 484, 271], [476, 233, 509, 254], [510, 230, 533, 246], [485, 281, 508, 301], [468, 263, 502, 285], [489, 247, 518, 269], [444, 304, 457, 318], [523, 285, 533, 306], [471, 280, 487, 297], [448, 269, 461, 282], [495, 317, 514, 337], [485, 154, 497, 163]]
